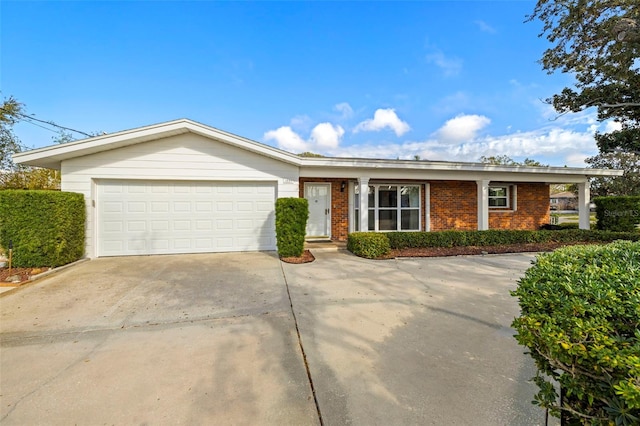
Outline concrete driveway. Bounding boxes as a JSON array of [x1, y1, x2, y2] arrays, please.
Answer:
[[1, 250, 551, 425]]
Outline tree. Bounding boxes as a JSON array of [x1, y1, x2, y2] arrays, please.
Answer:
[[0, 96, 25, 172], [586, 149, 640, 196], [0, 96, 62, 190], [529, 1, 640, 151], [479, 155, 548, 166]]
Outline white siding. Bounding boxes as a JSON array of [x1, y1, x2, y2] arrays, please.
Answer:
[[61, 133, 300, 258]]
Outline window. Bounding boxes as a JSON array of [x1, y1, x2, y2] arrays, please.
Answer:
[[489, 186, 509, 208], [354, 184, 420, 231]]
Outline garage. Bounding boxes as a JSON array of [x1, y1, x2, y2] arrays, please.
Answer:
[[97, 180, 276, 257]]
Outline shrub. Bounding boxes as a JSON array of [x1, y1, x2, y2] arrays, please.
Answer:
[[594, 196, 640, 232], [275, 197, 309, 258], [347, 232, 391, 259], [511, 241, 640, 424], [386, 229, 639, 249], [0, 190, 85, 267]]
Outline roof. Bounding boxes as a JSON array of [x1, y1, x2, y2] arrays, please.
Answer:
[[14, 118, 623, 182]]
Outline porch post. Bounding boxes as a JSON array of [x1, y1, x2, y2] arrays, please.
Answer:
[[358, 177, 370, 231], [578, 181, 591, 230], [477, 179, 489, 231]]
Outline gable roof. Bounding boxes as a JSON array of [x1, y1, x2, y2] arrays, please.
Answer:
[[13, 119, 303, 170], [14, 118, 623, 182]]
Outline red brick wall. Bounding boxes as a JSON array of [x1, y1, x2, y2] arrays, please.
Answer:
[[299, 178, 349, 241], [298, 179, 550, 239], [430, 181, 478, 231], [489, 183, 550, 230]]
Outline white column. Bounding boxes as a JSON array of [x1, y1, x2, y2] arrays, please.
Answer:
[[578, 181, 591, 230], [477, 180, 490, 231], [358, 177, 370, 231]]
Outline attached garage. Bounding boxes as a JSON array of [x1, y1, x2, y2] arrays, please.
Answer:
[[97, 180, 276, 256]]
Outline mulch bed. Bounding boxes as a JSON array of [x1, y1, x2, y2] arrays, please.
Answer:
[[385, 242, 596, 259], [0, 267, 50, 284], [280, 250, 316, 264]]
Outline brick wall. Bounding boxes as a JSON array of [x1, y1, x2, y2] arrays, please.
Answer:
[[430, 181, 478, 231], [489, 183, 550, 229], [299, 178, 350, 241], [299, 178, 550, 239]]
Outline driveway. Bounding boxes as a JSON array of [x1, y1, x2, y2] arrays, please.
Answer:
[[1, 251, 552, 425]]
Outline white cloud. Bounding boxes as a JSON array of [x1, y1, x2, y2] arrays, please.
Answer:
[[264, 126, 309, 152], [353, 108, 411, 136], [435, 114, 491, 143], [425, 49, 463, 77], [264, 122, 345, 152], [334, 102, 354, 119], [475, 20, 497, 34], [310, 122, 344, 149], [604, 120, 623, 133]]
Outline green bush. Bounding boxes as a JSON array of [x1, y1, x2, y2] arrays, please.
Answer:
[[275, 198, 309, 257], [511, 241, 640, 424], [386, 229, 640, 249], [0, 190, 85, 267], [594, 196, 640, 232], [347, 232, 391, 259]]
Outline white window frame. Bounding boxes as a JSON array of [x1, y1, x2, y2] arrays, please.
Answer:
[[354, 183, 421, 232], [488, 185, 510, 209]]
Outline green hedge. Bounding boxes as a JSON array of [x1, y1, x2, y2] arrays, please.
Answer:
[[347, 232, 390, 259], [511, 241, 640, 424], [386, 229, 640, 249], [0, 190, 85, 267], [275, 198, 309, 257], [594, 196, 640, 232]]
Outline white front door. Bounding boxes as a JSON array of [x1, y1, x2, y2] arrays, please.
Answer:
[[305, 183, 331, 238]]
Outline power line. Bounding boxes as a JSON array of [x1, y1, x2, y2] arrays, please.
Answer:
[[0, 106, 93, 138]]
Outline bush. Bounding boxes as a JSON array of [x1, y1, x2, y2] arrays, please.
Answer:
[[275, 198, 309, 257], [511, 241, 640, 424], [594, 196, 640, 232], [347, 232, 391, 259], [0, 190, 85, 267], [386, 229, 640, 249]]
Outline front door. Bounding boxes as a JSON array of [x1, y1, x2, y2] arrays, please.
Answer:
[[304, 183, 331, 238]]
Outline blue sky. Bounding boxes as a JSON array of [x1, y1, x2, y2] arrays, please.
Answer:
[[1, 1, 615, 166]]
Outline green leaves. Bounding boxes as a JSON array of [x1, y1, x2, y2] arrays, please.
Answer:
[[275, 198, 308, 258], [512, 241, 640, 423], [346, 232, 391, 259], [0, 190, 85, 267]]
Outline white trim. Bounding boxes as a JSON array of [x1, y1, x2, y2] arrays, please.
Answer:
[[14, 119, 622, 180], [477, 180, 490, 231], [425, 183, 431, 232], [358, 177, 370, 232], [578, 182, 591, 230], [488, 185, 510, 209]]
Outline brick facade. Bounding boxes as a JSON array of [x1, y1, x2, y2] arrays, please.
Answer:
[[299, 178, 550, 240], [488, 183, 550, 230]]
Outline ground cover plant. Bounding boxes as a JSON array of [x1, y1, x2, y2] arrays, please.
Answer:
[[511, 241, 640, 425]]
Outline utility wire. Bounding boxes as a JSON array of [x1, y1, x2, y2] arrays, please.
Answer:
[[0, 106, 94, 137]]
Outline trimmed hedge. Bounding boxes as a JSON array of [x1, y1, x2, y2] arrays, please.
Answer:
[[511, 241, 640, 424], [594, 196, 640, 232], [347, 232, 390, 259], [386, 229, 640, 249], [0, 190, 85, 267], [275, 198, 309, 257]]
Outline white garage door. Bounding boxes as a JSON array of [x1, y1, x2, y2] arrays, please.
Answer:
[[97, 180, 276, 257]]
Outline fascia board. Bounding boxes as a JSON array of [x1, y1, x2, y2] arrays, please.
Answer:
[[14, 119, 303, 169], [299, 157, 623, 178]]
